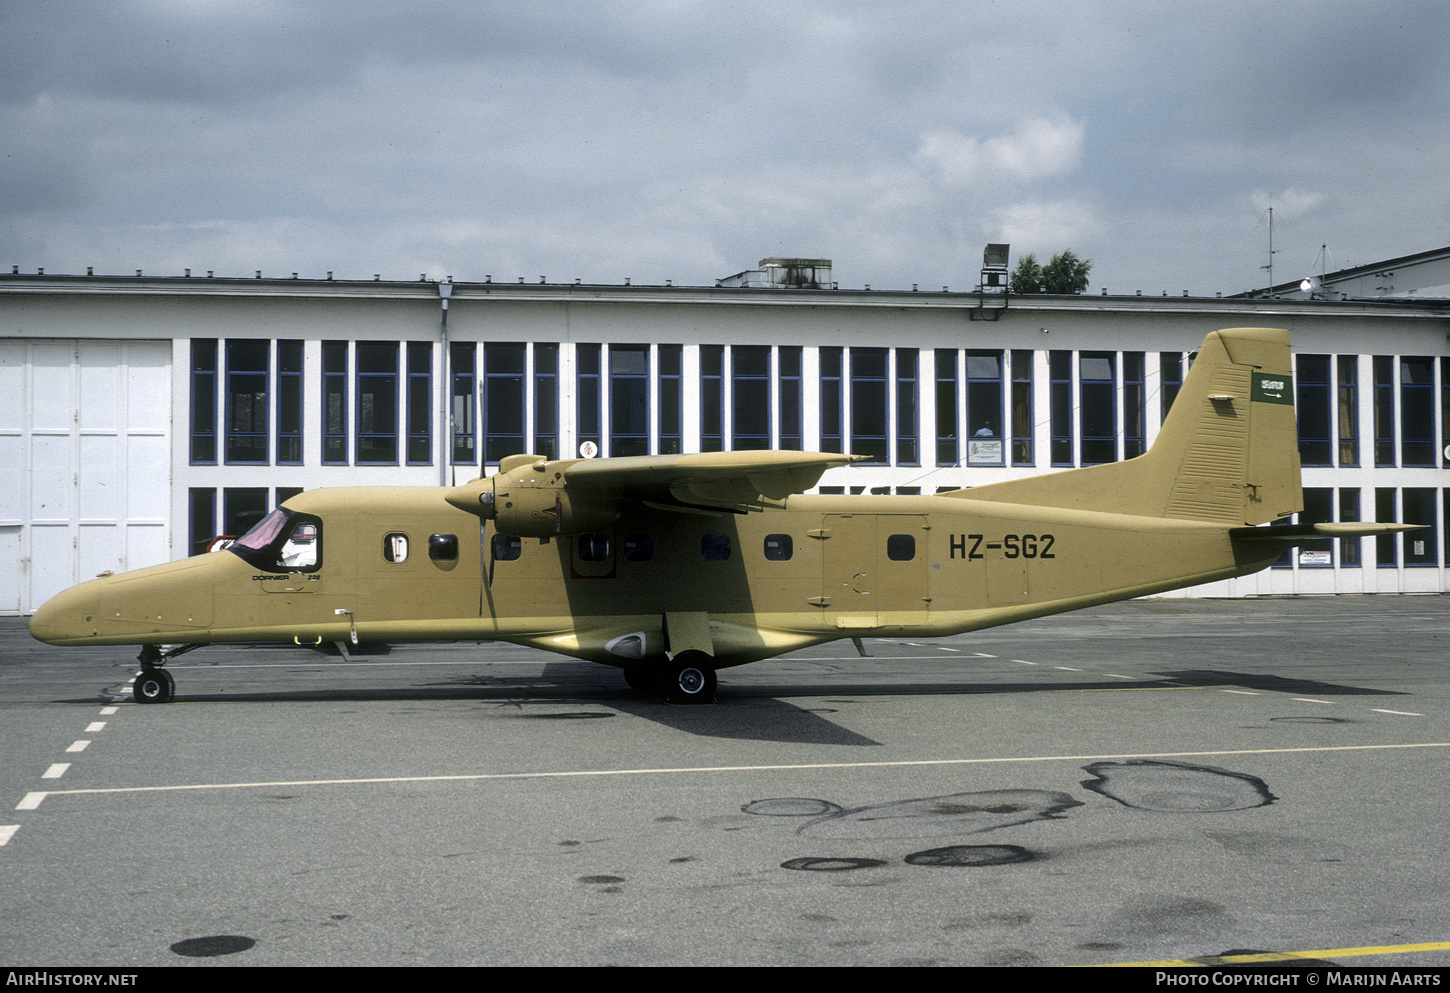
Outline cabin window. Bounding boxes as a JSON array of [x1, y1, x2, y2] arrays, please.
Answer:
[[886, 534, 915, 561], [383, 533, 409, 563], [763, 534, 793, 561], [492, 533, 522, 561], [578, 533, 611, 562], [429, 533, 459, 561], [701, 533, 731, 561], [228, 508, 323, 573], [622, 534, 654, 562]]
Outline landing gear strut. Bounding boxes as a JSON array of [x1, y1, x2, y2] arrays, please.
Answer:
[[131, 643, 203, 704]]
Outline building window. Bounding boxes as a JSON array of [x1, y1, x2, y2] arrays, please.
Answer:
[[534, 343, 558, 460], [483, 342, 526, 464], [1374, 356, 1395, 466], [450, 342, 476, 464], [1338, 355, 1358, 466], [225, 339, 269, 464], [965, 351, 1003, 465], [191, 339, 218, 464], [1401, 357, 1434, 467], [1011, 349, 1033, 466], [850, 347, 888, 464], [896, 348, 919, 466], [1339, 488, 1361, 568], [188, 487, 217, 556], [406, 342, 431, 465], [700, 344, 723, 452], [610, 344, 650, 457], [1403, 488, 1437, 566], [1160, 351, 1183, 423], [577, 343, 601, 455], [276, 340, 303, 465], [820, 346, 843, 453], [935, 349, 958, 466], [223, 487, 269, 539], [1050, 350, 1072, 465], [658, 344, 681, 455], [356, 341, 399, 464], [732, 345, 770, 451], [1376, 488, 1397, 566], [1298, 488, 1334, 567], [1296, 354, 1332, 467], [1122, 352, 1144, 459], [778, 346, 802, 451], [1079, 352, 1116, 465], [322, 341, 348, 464]]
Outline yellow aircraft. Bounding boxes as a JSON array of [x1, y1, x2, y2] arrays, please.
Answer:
[[29, 327, 1416, 704]]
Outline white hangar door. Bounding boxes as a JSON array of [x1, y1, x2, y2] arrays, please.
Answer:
[[0, 339, 172, 616]]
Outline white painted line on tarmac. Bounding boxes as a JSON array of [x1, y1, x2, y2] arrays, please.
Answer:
[[29, 741, 1450, 804], [41, 764, 69, 779], [1292, 697, 1333, 705], [1055, 666, 1082, 671], [99, 707, 118, 715], [85, 722, 105, 732], [1105, 674, 1135, 680], [1014, 659, 1038, 665], [1222, 689, 1260, 695], [65, 741, 90, 753], [0, 825, 18, 846], [1372, 708, 1424, 716]]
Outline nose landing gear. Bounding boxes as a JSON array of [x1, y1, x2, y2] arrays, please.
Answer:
[[131, 643, 204, 704]]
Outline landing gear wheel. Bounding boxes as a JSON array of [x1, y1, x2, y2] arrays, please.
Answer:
[[666, 652, 717, 704], [133, 668, 173, 704], [623, 663, 664, 693]]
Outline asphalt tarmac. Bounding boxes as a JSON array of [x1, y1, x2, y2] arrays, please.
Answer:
[[3, 595, 1449, 967]]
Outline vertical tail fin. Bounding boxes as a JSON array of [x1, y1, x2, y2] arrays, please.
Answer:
[[952, 327, 1302, 525]]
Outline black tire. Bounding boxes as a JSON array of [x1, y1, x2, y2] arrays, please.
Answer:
[[667, 652, 717, 704], [134, 669, 172, 704], [623, 663, 664, 692]]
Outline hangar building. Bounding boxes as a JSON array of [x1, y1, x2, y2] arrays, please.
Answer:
[[4, 253, 1449, 615]]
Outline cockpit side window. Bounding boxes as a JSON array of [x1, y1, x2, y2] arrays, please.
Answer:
[[229, 508, 323, 573]]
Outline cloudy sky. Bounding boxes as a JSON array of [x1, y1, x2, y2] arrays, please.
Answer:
[[4, 0, 1448, 295]]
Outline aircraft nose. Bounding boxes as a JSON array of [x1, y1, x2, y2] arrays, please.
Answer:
[[29, 582, 95, 645]]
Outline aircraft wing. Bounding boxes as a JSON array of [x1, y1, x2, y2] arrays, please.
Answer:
[[446, 450, 861, 531], [563, 450, 861, 512]]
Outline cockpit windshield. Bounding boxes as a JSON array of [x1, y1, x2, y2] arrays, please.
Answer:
[[230, 508, 323, 572]]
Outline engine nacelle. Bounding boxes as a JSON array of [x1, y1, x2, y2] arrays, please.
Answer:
[[445, 457, 619, 538]]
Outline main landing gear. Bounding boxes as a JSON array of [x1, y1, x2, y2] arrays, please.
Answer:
[[623, 651, 717, 704], [131, 643, 204, 704]]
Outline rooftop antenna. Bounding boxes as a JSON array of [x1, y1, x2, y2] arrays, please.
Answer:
[[1259, 202, 1277, 292]]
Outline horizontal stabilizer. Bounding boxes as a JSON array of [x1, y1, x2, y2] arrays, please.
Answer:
[[1230, 522, 1425, 545]]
